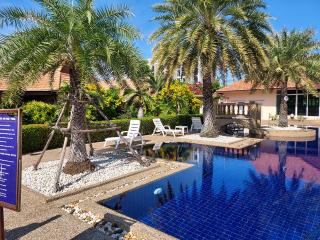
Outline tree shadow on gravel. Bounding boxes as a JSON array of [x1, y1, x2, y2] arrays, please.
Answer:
[[5, 215, 61, 240]]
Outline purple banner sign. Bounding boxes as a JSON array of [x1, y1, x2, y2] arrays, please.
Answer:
[[0, 110, 21, 212]]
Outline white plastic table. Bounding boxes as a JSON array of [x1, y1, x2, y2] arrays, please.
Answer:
[[175, 125, 188, 135]]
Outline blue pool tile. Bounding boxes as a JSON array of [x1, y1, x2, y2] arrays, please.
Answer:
[[104, 137, 320, 240]]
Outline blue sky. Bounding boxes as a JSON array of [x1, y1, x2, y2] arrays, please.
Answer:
[[0, 0, 319, 59]]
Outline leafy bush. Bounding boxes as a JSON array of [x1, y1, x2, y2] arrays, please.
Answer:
[[22, 124, 64, 153], [85, 85, 125, 121], [155, 81, 201, 115], [22, 114, 200, 153], [22, 101, 58, 124]]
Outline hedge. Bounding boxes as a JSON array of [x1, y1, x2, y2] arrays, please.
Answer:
[[22, 114, 201, 154]]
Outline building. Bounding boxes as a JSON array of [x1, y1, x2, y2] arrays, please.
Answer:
[[0, 66, 122, 104], [148, 59, 203, 84], [0, 66, 70, 103], [217, 80, 320, 120]]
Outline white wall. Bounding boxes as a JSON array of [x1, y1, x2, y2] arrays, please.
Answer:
[[220, 90, 277, 120]]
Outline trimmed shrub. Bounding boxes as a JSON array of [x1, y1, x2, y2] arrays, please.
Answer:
[[22, 101, 58, 124], [22, 124, 64, 154], [22, 114, 201, 154]]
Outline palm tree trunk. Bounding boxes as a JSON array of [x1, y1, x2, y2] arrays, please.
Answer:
[[63, 65, 94, 175], [278, 79, 288, 127], [200, 72, 219, 137], [278, 141, 287, 194], [137, 106, 144, 118]]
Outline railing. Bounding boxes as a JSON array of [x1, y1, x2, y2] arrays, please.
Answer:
[[217, 103, 261, 121]]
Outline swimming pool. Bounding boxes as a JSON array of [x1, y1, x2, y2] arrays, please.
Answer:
[[103, 131, 320, 239]]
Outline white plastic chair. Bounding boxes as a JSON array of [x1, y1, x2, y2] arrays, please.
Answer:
[[152, 118, 182, 138], [104, 120, 144, 148], [190, 117, 203, 132]]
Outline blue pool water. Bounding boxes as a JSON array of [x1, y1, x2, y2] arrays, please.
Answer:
[[103, 131, 320, 239]]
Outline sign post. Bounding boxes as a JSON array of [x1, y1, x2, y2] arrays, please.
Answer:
[[0, 109, 22, 240]]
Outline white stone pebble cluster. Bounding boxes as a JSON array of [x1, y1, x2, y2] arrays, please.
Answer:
[[22, 152, 146, 196], [62, 204, 130, 240]]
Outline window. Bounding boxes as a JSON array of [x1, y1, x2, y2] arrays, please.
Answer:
[[308, 95, 319, 116], [297, 95, 307, 115]]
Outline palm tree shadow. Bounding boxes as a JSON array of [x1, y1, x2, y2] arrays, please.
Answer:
[[5, 215, 61, 240]]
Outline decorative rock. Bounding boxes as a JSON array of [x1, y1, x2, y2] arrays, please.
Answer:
[[22, 152, 146, 196]]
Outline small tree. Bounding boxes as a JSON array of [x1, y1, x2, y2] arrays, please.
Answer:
[[252, 29, 320, 127], [124, 83, 153, 118], [0, 0, 141, 174]]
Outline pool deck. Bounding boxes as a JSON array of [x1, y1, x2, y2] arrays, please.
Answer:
[[143, 134, 263, 150]]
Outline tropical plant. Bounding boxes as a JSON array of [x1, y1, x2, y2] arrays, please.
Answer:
[[124, 82, 153, 118], [151, 0, 271, 137], [156, 81, 201, 115], [0, 0, 140, 174], [253, 29, 320, 127], [148, 74, 166, 95], [85, 85, 125, 121], [22, 101, 58, 124]]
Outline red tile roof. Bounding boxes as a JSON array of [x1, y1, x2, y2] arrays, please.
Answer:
[[0, 66, 120, 92], [217, 79, 320, 92], [0, 66, 70, 92]]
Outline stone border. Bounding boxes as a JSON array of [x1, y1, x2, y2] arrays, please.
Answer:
[[264, 128, 316, 141]]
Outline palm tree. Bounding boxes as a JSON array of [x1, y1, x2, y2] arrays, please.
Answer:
[[148, 74, 166, 95], [0, 0, 140, 174], [253, 29, 320, 127], [151, 0, 270, 137], [124, 82, 153, 118]]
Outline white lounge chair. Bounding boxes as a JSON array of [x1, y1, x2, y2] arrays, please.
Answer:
[[152, 118, 183, 137], [104, 120, 144, 149], [190, 117, 203, 132]]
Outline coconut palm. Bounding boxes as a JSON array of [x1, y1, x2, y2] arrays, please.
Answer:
[[0, 0, 140, 174], [151, 0, 270, 137], [253, 29, 320, 127]]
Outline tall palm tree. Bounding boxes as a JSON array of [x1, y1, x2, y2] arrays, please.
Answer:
[[151, 0, 270, 137], [253, 29, 320, 127], [0, 0, 140, 174]]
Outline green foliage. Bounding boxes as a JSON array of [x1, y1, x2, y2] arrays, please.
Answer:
[[151, 0, 271, 83], [22, 101, 58, 124], [21, 114, 199, 154], [0, 0, 141, 105], [148, 74, 166, 94], [155, 81, 201, 115], [85, 85, 125, 121], [253, 29, 320, 95], [22, 124, 64, 154], [124, 60, 155, 118]]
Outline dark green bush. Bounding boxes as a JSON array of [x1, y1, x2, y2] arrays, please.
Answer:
[[22, 114, 200, 154]]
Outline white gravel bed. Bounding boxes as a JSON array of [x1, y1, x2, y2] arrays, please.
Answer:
[[22, 152, 146, 197], [179, 134, 243, 144]]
